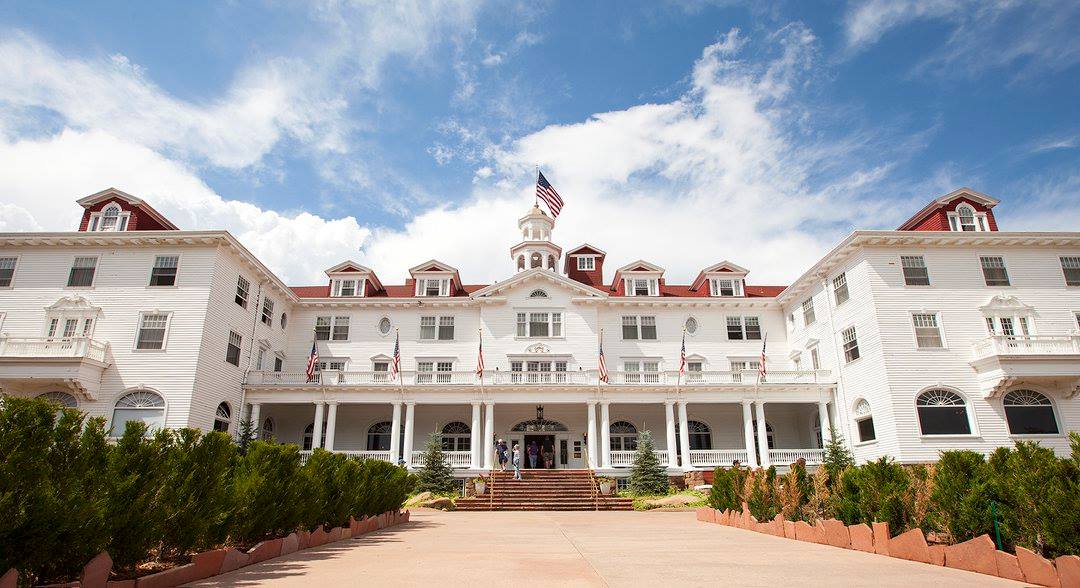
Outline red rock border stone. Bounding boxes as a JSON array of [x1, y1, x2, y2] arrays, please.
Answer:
[[695, 507, 1077, 587], [0, 510, 410, 588]]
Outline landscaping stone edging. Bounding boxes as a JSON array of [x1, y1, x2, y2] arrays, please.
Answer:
[[696, 506, 1078, 588], [1, 510, 410, 588]]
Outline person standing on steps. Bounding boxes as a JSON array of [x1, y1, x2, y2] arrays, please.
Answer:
[[512, 443, 523, 480], [528, 440, 538, 469], [543, 438, 555, 469], [496, 438, 509, 471]]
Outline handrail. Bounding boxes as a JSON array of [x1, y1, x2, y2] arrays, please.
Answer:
[[583, 437, 598, 511], [488, 443, 495, 511]]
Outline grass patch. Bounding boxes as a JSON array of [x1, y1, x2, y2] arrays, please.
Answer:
[[625, 488, 709, 511]]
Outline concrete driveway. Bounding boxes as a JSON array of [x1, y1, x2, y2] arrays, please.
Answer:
[[188, 509, 1021, 587]]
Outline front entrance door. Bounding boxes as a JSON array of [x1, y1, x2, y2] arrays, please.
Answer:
[[523, 434, 556, 469]]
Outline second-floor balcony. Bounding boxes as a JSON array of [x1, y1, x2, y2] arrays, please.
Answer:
[[245, 368, 833, 388], [972, 335, 1080, 360], [0, 336, 111, 400], [0, 336, 109, 363]]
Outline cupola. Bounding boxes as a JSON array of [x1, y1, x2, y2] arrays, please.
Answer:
[[510, 204, 562, 272]]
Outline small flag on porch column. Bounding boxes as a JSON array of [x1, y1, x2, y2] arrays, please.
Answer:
[[758, 333, 767, 382], [305, 340, 319, 382]]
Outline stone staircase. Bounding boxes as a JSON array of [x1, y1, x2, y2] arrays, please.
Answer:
[[456, 470, 634, 511]]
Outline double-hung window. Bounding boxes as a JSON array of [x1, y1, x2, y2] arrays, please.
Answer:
[[622, 361, 659, 384], [901, 255, 930, 285], [980, 256, 1010, 286], [912, 313, 944, 348], [235, 276, 250, 308], [67, 257, 98, 287], [518, 312, 561, 337], [802, 298, 816, 326], [621, 315, 657, 340], [417, 278, 449, 297], [416, 361, 453, 384], [841, 326, 860, 363], [710, 278, 744, 297], [726, 316, 761, 340], [577, 256, 595, 271], [149, 255, 179, 286], [1061, 256, 1080, 286], [332, 279, 359, 297], [331, 316, 349, 341], [0, 257, 16, 287], [832, 273, 850, 306], [529, 312, 550, 337], [314, 316, 331, 340], [727, 317, 744, 340], [640, 316, 656, 339], [226, 331, 242, 366], [438, 316, 455, 340], [624, 278, 658, 296], [420, 316, 454, 340], [260, 297, 274, 326], [135, 313, 168, 350]]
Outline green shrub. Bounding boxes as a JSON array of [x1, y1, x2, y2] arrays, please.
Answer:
[[746, 467, 779, 521], [834, 457, 910, 531], [628, 431, 669, 495], [159, 429, 237, 558], [931, 450, 993, 542], [105, 423, 172, 572], [229, 441, 305, 544], [707, 465, 746, 511]]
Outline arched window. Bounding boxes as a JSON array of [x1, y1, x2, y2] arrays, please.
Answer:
[[213, 402, 231, 432], [1003, 390, 1058, 435], [956, 205, 976, 231], [529, 289, 548, 298], [261, 417, 275, 440], [530, 252, 542, 269], [37, 391, 78, 408], [675, 420, 712, 451], [517, 255, 525, 270], [753, 421, 775, 456], [441, 421, 471, 451], [367, 421, 393, 451], [112, 389, 165, 436], [548, 255, 556, 270], [303, 422, 327, 451], [853, 399, 876, 442], [916, 389, 972, 435], [101, 205, 120, 231], [609, 421, 638, 451]]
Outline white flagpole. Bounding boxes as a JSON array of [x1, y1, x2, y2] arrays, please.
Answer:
[[478, 327, 485, 395], [395, 327, 405, 397]]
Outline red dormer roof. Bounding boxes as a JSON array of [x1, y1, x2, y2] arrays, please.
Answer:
[[289, 283, 487, 299], [897, 188, 1000, 232], [76, 187, 179, 231], [689, 261, 750, 292]]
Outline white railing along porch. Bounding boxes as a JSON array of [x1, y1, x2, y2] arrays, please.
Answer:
[[609, 450, 669, 467], [972, 335, 1080, 360], [410, 450, 472, 468], [0, 336, 109, 363], [769, 448, 824, 465], [298, 449, 393, 465], [689, 449, 749, 467], [246, 368, 832, 387]]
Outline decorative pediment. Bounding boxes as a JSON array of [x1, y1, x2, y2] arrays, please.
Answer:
[[44, 296, 101, 314], [525, 343, 551, 354], [979, 294, 1034, 313], [471, 268, 608, 299], [615, 260, 665, 274]]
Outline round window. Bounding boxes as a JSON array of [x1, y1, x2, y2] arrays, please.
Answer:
[[685, 317, 698, 334], [378, 317, 392, 335]]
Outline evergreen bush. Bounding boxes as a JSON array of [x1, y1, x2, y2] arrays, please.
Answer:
[[707, 465, 747, 511], [931, 450, 993, 542], [833, 457, 910, 531], [628, 431, 669, 495], [160, 429, 237, 558], [229, 441, 305, 544], [415, 433, 456, 495]]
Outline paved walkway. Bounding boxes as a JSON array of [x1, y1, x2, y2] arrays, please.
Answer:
[[188, 510, 1022, 587]]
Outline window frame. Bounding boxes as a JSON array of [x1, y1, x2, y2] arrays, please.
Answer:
[[1002, 388, 1061, 437], [148, 254, 180, 287], [621, 315, 657, 340], [419, 315, 455, 341], [623, 277, 659, 297], [851, 398, 877, 445], [331, 316, 350, 341], [88, 204, 132, 233], [802, 298, 816, 326], [979, 255, 1011, 287], [576, 256, 596, 271], [213, 402, 232, 433], [314, 316, 332, 341], [225, 330, 243, 366], [133, 311, 172, 352], [840, 325, 860, 363], [260, 297, 275, 327], [709, 277, 744, 297], [900, 255, 931, 286], [110, 388, 167, 438], [831, 273, 850, 306], [235, 276, 250, 308], [911, 311, 946, 349], [1061, 256, 1080, 287], [915, 387, 978, 437], [0, 255, 18, 289], [948, 204, 988, 232], [66, 255, 99, 288], [416, 277, 451, 297]]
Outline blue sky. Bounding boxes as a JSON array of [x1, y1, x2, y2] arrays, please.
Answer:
[[1, 0, 1077, 285]]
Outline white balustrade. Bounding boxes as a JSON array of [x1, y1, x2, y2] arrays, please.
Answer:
[[972, 335, 1080, 359], [769, 448, 824, 465], [689, 449, 749, 467], [607, 449, 670, 467], [0, 336, 109, 363], [410, 450, 472, 468], [299, 449, 393, 465]]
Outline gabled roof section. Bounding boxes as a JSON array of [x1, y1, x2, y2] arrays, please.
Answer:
[[614, 259, 665, 274], [563, 243, 607, 273], [324, 260, 383, 292], [897, 188, 1000, 231], [689, 261, 749, 291], [471, 268, 608, 299], [76, 187, 179, 230]]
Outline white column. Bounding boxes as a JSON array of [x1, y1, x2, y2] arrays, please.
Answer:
[[483, 401, 495, 470], [249, 403, 261, 438], [755, 401, 770, 468], [389, 402, 402, 464], [586, 402, 598, 469], [324, 402, 338, 451], [402, 402, 416, 467], [818, 400, 833, 446], [677, 401, 691, 470], [742, 400, 758, 468], [664, 401, 677, 468], [600, 401, 611, 469], [312, 402, 325, 450], [470, 402, 482, 469]]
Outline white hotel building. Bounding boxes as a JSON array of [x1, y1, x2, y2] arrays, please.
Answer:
[[0, 187, 1078, 477]]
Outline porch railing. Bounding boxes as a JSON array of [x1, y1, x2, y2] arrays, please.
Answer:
[[769, 448, 824, 465], [689, 449, 749, 467], [246, 368, 833, 387], [972, 334, 1080, 360], [609, 450, 669, 467], [298, 449, 393, 465], [410, 450, 472, 468], [0, 336, 109, 363]]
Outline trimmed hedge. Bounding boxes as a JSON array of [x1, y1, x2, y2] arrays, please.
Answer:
[[0, 397, 416, 585], [709, 434, 1080, 559]]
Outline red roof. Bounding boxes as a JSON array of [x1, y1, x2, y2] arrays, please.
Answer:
[[289, 283, 488, 299], [638, 284, 785, 298]]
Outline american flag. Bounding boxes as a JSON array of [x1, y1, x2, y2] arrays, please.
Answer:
[[476, 332, 484, 377], [678, 330, 687, 375], [598, 335, 609, 383], [389, 331, 401, 381], [536, 171, 564, 218], [305, 340, 319, 382], [758, 333, 767, 382]]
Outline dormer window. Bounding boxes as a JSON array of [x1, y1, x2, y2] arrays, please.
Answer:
[[576, 256, 596, 271], [417, 278, 450, 297], [332, 278, 363, 297], [948, 204, 987, 232], [709, 278, 744, 297], [88, 203, 131, 232], [624, 278, 658, 297]]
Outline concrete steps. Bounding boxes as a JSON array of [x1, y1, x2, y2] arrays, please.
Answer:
[[455, 470, 633, 511]]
